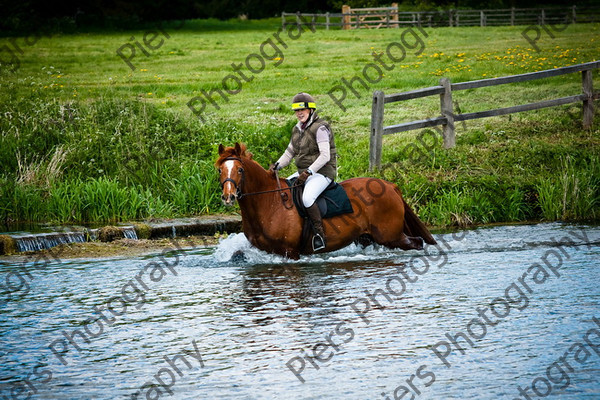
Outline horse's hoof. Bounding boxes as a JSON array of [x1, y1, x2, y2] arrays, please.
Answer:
[[414, 237, 424, 250], [231, 250, 246, 263], [406, 236, 423, 250]]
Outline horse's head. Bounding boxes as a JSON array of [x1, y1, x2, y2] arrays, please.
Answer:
[[216, 143, 252, 206]]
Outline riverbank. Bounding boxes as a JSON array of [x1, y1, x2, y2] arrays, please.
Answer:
[[0, 215, 241, 258], [0, 234, 220, 261], [1, 21, 598, 229]]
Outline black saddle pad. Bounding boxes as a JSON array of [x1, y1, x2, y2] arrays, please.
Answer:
[[287, 178, 354, 219]]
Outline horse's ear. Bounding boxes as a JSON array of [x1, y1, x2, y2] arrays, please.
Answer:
[[234, 142, 242, 155], [218, 144, 225, 155]]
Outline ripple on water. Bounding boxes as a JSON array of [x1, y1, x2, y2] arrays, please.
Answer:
[[0, 222, 599, 399]]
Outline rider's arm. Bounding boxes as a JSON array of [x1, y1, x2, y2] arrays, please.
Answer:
[[275, 141, 295, 169], [307, 126, 331, 174]]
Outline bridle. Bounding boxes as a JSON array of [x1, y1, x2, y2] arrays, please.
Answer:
[[218, 156, 294, 208], [219, 157, 245, 199]]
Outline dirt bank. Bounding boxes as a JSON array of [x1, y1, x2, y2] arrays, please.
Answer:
[[0, 234, 224, 261]]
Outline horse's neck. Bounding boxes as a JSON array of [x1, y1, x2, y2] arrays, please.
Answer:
[[242, 159, 277, 193], [239, 161, 290, 223]]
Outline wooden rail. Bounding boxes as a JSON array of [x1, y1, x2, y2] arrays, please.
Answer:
[[369, 61, 600, 170], [282, 5, 600, 29]]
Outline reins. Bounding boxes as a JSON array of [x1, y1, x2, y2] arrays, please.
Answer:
[[238, 184, 293, 197]]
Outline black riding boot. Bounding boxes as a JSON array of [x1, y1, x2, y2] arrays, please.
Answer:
[[306, 203, 326, 251]]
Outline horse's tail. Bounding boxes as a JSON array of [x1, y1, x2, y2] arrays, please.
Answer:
[[401, 198, 437, 245]]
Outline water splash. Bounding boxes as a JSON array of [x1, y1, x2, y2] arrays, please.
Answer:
[[213, 233, 286, 264], [212, 233, 405, 265]]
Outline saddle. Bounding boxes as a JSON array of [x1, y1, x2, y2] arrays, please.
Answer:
[[287, 178, 353, 219], [287, 178, 353, 253]]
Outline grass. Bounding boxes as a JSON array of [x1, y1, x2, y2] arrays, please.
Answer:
[[0, 19, 599, 227], [536, 155, 600, 221]]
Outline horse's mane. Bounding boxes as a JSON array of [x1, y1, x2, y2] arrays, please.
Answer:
[[215, 143, 254, 167]]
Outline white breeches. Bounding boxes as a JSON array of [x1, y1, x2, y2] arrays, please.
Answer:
[[289, 172, 332, 208]]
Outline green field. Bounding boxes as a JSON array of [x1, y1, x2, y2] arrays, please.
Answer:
[[1, 19, 599, 228]]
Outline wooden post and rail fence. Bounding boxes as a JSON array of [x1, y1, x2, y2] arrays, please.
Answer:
[[369, 60, 600, 171], [341, 3, 399, 29], [282, 5, 599, 30]]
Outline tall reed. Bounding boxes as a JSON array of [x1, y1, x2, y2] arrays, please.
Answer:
[[536, 155, 599, 221]]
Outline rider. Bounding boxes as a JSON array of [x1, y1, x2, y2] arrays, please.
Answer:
[[271, 92, 337, 251]]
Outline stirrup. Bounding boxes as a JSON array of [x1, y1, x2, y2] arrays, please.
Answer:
[[312, 234, 326, 251]]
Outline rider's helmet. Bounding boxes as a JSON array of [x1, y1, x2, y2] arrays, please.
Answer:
[[292, 92, 316, 111]]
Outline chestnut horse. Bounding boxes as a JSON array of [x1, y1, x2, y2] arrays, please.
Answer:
[[216, 143, 436, 259]]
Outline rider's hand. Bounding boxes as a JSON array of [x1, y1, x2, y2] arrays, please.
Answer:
[[297, 170, 310, 184], [268, 162, 279, 176]]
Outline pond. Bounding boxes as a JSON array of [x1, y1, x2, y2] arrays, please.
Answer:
[[1, 222, 599, 399]]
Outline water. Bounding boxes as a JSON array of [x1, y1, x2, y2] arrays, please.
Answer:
[[0, 222, 599, 399], [7, 226, 138, 253], [122, 226, 138, 240], [13, 232, 87, 253]]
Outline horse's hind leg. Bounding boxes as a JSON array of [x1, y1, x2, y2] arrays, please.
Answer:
[[374, 229, 423, 251]]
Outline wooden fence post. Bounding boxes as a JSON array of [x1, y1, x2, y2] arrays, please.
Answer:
[[582, 69, 594, 129], [370, 90, 385, 171], [541, 9, 545, 25], [439, 78, 456, 148], [326, 12, 330, 30], [391, 2, 399, 28], [342, 5, 351, 30], [281, 12, 285, 29]]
